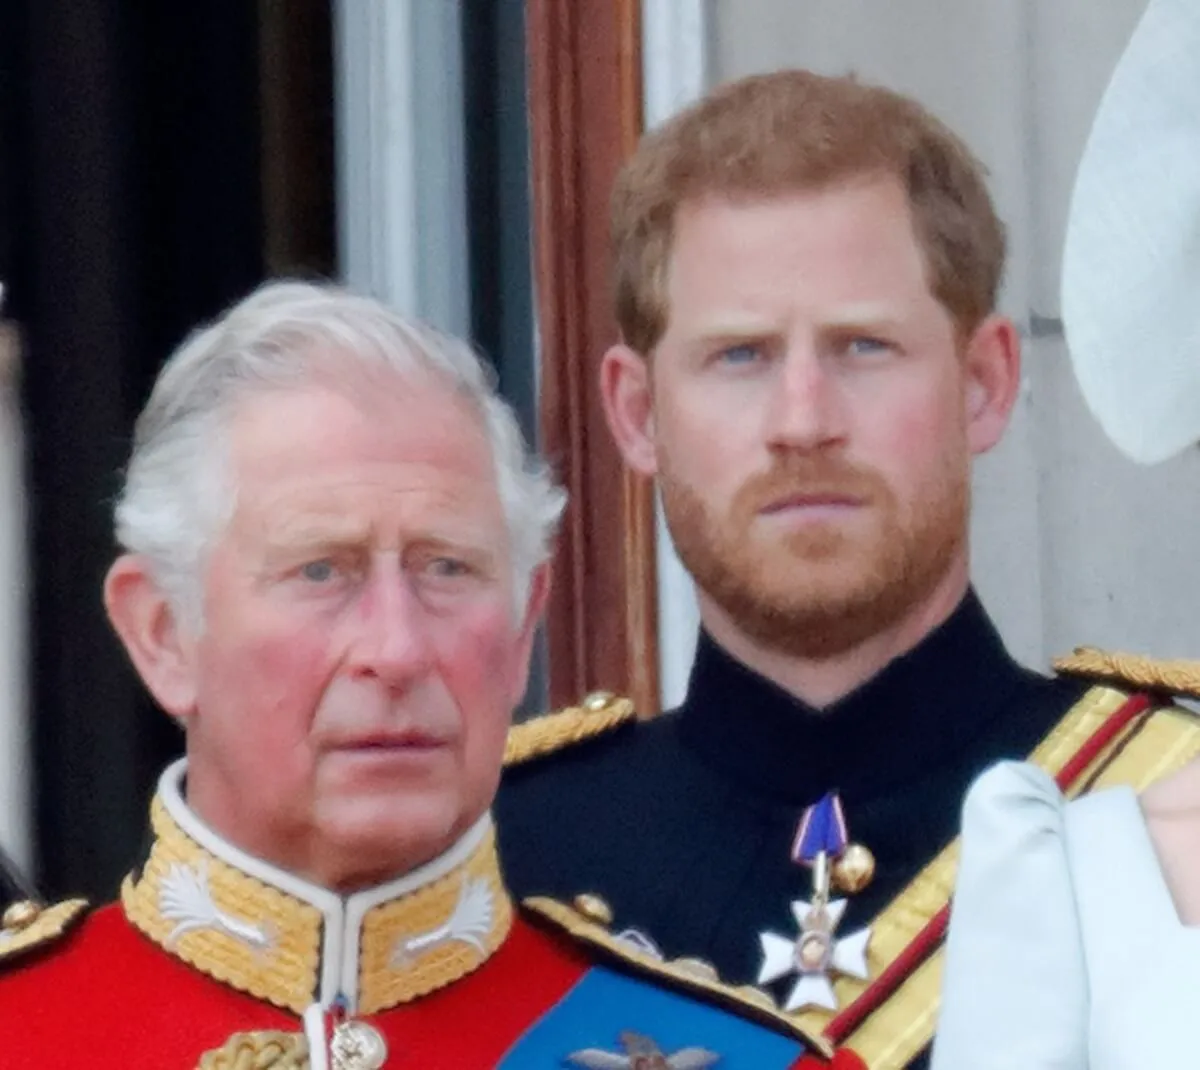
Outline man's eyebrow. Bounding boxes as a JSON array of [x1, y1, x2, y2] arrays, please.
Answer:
[[678, 304, 911, 343], [816, 303, 909, 332], [263, 517, 372, 550], [680, 314, 779, 342]]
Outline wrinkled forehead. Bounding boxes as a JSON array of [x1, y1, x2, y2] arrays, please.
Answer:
[[221, 377, 504, 535], [267, 351, 477, 422], [229, 366, 489, 458]]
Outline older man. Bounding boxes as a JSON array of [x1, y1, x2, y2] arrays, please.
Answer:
[[0, 283, 851, 1069]]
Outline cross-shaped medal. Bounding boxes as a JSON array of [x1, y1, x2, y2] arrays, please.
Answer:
[[756, 792, 874, 1013]]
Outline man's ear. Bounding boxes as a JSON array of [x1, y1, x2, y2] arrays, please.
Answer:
[[508, 560, 552, 707], [963, 314, 1022, 456], [104, 554, 199, 721], [599, 343, 657, 476]]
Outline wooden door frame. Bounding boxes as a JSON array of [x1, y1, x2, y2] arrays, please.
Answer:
[[527, 0, 660, 715]]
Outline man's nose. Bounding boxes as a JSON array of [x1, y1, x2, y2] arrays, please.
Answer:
[[762, 347, 848, 453], [345, 566, 435, 688]]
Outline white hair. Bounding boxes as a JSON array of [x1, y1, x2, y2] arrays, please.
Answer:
[[114, 280, 565, 626]]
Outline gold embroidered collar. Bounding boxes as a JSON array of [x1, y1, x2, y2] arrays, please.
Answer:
[[122, 759, 512, 1016]]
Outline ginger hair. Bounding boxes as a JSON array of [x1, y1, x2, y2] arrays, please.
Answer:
[[612, 70, 1006, 353]]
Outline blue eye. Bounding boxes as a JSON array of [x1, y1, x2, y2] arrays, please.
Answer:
[[847, 337, 891, 355], [300, 560, 336, 583], [717, 343, 762, 366], [427, 557, 470, 578]]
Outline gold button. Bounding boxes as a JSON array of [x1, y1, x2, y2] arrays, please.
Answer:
[[572, 893, 614, 926], [2, 899, 41, 932], [832, 843, 876, 894], [583, 691, 616, 712]]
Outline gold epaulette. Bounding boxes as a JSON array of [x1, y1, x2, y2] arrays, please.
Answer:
[[0, 897, 89, 969], [522, 894, 833, 1059], [1054, 646, 1200, 701], [503, 692, 636, 768]]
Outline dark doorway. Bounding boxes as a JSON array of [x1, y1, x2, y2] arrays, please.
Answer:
[[5, 0, 335, 901]]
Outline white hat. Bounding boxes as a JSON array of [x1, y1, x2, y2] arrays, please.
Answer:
[[1061, 0, 1200, 464]]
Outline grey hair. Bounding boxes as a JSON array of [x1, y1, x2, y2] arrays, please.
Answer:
[[113, 280, 565, 626]]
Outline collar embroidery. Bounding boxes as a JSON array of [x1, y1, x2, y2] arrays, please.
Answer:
[[122, 760, 512, 1015]]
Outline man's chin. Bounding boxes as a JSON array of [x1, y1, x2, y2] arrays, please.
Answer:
[[709, 569, 906, 654], [743, 523, 867, 564], [724, 552, 882, 612], [315, 798, 464, 890]]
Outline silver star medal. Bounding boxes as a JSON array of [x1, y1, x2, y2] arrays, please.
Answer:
[[756, 851, 871, 1012]]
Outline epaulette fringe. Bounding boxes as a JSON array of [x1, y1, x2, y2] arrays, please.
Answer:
[[504, 693, 636, 767], [1055, 646, 1200, 701]]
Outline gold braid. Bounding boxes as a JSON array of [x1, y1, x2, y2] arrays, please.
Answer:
[[1054, 646, 1200, 699], [195, 1031, 309, 1070], [503, 697, 636, 767]]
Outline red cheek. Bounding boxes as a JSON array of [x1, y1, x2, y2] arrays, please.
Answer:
[[443, 608, 522, 694], [248, 625, 332, 679], [199, 621, 335, 734]]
